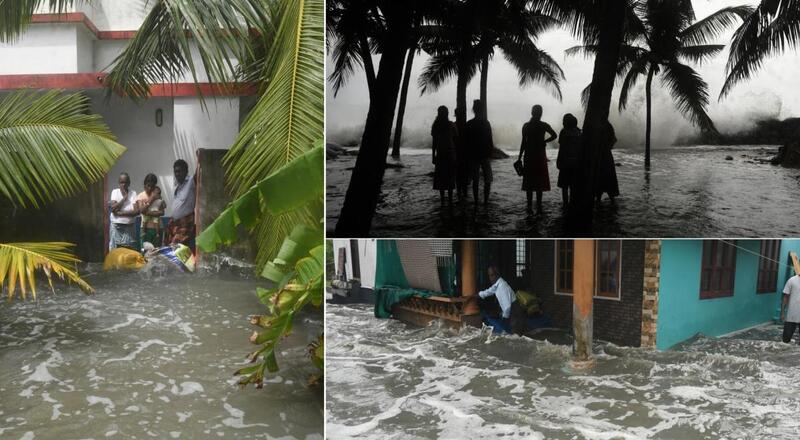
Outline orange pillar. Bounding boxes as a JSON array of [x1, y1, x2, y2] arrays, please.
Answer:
[[572, 239, 595, 368], [461, 240, 480, 316]]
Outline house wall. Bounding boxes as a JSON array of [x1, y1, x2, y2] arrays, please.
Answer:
[[0, 24, 80, 74], [529, 240, 645, 347], [656, 240, 799, 350]]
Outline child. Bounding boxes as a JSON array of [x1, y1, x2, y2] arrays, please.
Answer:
[[136, 173, 167, 247]]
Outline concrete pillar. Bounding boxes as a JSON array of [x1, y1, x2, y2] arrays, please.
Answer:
[[572, 239, 595, 369], [461, 240, 480, 316]]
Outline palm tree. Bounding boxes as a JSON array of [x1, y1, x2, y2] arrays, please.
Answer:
[[568, 1, 750, 169], [721, 0, 800, 98], [105, 0, 324, 388], [334, 1, 433, 236], [419, 0, 565, 119]]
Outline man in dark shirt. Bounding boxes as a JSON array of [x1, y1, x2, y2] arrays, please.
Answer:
[[465, 99, 494, 204]]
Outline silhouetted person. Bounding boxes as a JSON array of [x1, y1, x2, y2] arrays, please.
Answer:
[[556, 113, 581, 206], [465, 99, 494, 204], [518, 105, 557, 212], [596, 121, 620, 203], [454, 106, 470, 200], [431, 105, 457, 204]]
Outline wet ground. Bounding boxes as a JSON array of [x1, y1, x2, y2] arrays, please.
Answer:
[[326, 145, 800, 237], [0, 266, 323, 439], [326, 303, 800, 439]]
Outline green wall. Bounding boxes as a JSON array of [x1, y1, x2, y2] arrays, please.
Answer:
[[657, 240, 800, 350]]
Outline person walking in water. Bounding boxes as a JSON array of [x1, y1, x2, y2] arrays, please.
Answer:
[[518, 105, 557, 212], [431, 105, 458, 205], [465, 99, 494, 205], [596, 121, 620, 203], [556, 113, 581, 206], [781, 272, 800, 344]]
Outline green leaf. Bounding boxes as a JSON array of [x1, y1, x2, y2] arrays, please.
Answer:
[[0, 90, 126, 209]]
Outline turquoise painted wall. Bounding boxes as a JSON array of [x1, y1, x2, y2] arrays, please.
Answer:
[[657, 240, 800, 350]]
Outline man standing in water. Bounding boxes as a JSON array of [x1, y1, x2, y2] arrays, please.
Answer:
[[478, 264, 526, 335], [781, 272, 800, 344], [465, 99, 495, 204], [109, 172, 138, 250], [166, 159, 196, 251]]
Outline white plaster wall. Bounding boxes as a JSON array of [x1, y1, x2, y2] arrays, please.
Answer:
[[0, 24, 78, 74], [359, 240, 378, 289], [93, 40, 127, 71], [173, 96, 239, 173], [76, 26, 94, 73], [81, 0, 148, 31]]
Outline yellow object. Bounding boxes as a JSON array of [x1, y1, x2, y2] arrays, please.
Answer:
[[516, 290, 541, 316], [103, 248, 146, 271]]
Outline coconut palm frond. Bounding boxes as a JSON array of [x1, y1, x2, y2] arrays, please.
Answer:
[[0, 242, 92, 301], [104, 0, 261, 99], [676, 44, 724, 65], [223, 0, 323, 265], [618, 57, 650, 112], [418, 50, 464, 95], [0, 90, 126, 209], [721, 1, 800, 98], [0, 0, 80, 42], [662, 60, 717, 133], [680, 5, 753, 47], [500, 37, 564, 101]]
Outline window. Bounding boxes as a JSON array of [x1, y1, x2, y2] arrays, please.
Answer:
[[757, 240, 781, 294], [555, 240, 573, 294], [595, 240, 621, 299], [700, 240, 737, 299], [515, 240, 528, 278]]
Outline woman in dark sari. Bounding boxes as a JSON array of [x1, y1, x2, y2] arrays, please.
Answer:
[[518, 105, 557, 211], [556, 113, 581, 206], [431, 105, 458, 204], [596, 121, 620, 203]]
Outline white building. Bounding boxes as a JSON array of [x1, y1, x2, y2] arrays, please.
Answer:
[[0, 1, 252, 212]]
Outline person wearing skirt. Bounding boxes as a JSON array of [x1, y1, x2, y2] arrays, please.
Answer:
[[431, 105, 458, 204], [518, 105, 557, 211]]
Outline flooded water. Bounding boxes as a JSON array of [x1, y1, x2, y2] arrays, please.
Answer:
[[326, 303, 800, 439], [0, 266, 323, 439], [326, 144, 800, 237]]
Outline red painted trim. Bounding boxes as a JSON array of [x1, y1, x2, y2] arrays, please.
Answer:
[[97, 30, 138, 40], [31, 12, 99, 35], [0, 73, 257, 96]]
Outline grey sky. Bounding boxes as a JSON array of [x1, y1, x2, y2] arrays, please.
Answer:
[[326, 0, 799, 149]]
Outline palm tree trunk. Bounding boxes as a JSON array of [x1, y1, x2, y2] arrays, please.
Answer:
[[569, 0, 627, 232], [644, 64, 655, 170], [335, 5, 414, 236], [480, 52, 489, 118], [359, 33, 377, 100], [391, 44, 416, 157], [455, 46, 472, 198]]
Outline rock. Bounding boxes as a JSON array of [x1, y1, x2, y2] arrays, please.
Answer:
[[326, 142, 348, 159], [777, 141, 800, 168], [490, 146, 510, 159], [725, 155, 734, 160], [384, 162, 404, 169]]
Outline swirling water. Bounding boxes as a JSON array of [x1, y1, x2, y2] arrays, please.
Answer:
[[0, 268, 323, 439], [326, 304, 800, 439], [326, 145, 800, 237]]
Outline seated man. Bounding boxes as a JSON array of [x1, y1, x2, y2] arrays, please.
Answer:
[[478, 264, 527, 335]]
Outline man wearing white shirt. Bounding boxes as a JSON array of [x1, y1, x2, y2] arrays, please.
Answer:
[[108, 172, 138, 250], [478, 265, 527, 335], [781, 273, 800, 344]]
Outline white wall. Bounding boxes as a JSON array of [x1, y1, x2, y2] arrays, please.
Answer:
[[0, 25, 79, 74], [358, 240, 377, 289], [82, 0, 148, 31]]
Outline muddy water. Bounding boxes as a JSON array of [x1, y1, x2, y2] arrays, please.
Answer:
[[326, 145, 800, 237], [326, 304, 800, 439], [0, 267, 323, 439]]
